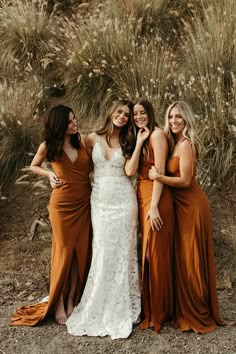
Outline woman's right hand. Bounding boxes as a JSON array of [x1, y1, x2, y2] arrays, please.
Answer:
[[49, 172, 63, 189], [149, 166, 161, 180], [136, 126, 150, 146], [146, 206, 163, 231]]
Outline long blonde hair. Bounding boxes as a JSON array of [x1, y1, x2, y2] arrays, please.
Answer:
[[164, 101, 202, 158]]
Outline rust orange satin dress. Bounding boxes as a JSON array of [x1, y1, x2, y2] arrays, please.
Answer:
[[11, 144, 92, 326], [167, 155, 224, 333], [137, 144, 174, 333]]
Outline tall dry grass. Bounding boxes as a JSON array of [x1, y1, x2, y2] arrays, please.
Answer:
[[0, 0, 63, 88], [0, 78, 43, 187], [172, 0, 236, 192], [106, 0, 202, 46], [59, 5, 134, 121], [60, 0, 179, 123]]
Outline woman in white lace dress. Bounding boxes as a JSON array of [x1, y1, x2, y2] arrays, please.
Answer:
[[66, 99, 145, 339]]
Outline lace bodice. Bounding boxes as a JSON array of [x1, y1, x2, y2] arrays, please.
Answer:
[[92, 142, 126, 178]]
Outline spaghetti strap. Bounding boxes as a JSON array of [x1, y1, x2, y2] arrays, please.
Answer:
[[187, 140, 195, 177], [95, 134, 100, 144]]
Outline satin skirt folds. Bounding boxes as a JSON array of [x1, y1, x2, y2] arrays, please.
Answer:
[[49, 183, 92, 306], [10, 182, 92, 326], [171, 181, 224, 333], [137, 180, 174, 332]]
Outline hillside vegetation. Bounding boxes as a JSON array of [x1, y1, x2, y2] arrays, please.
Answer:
[[0, 0, 235, 281]]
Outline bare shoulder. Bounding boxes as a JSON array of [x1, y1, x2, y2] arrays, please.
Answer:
[[38, 142, 47, 154], [150, 128, 166, 143], [179, 139, 192, 151], [179, 139, 195, 158], [86, 132, 97, 147]]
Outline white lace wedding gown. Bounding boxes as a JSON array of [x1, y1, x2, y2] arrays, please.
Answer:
[[66, 140, 141, 339]]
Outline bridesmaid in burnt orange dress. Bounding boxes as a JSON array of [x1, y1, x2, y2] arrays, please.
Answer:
[[149, 101, 224, 333], [125, 98, 174, 333], [11, 105, 92, 326]]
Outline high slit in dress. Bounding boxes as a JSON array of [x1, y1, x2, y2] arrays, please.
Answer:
[[137, 144, 174, 333], [11, 144, 92, 326]]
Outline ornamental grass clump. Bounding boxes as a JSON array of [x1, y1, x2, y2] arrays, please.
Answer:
[[61, 0, 178, 123], [110, 38, 177, 122], [61, 4, 138, 121], [172, 0, 236, 191], [106, 0, 202, 47], [0, 0, 63, 85], [0, 78, 43, 188]]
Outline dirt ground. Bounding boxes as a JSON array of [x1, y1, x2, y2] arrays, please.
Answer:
[[0, 183, 235, 354]]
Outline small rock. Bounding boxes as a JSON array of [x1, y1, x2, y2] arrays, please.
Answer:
[[28, 294, 35, 301], [17, 290, 27, 298]]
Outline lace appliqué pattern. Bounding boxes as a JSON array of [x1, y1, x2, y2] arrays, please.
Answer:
[[66, 142, 141, 339]]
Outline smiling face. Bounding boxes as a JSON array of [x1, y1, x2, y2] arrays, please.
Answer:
[[168, 106, 185, 137], [133, 104, 149, 128], [65, 111, 77, 135], [111, 104, 130, 128]]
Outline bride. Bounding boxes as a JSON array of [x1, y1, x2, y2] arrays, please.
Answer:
[[66, 99, 148, 339]]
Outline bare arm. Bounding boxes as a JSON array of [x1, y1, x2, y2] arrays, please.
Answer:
[[147, 129, 168, 230], [30, 143, 62, 186], [125, 126, 149, 176], [149, 140, 194, 188], [85, 132, 96, 157]]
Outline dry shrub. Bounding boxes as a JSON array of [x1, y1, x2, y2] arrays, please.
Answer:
[[106, 0, 202, 46], [172, 0, 236, 192], [0, 78, 43, 187], [0, 0, 64, 87]]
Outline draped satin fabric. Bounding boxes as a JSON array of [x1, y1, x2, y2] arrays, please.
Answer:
[[167, 155, 224, 333], [11, 145, 92, 326], [137, 144, 174, 333]]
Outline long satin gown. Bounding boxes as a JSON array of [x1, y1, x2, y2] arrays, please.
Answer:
[[11, 144, 92, 326], [167, 155, 224, 333], [137, 144, 174, 333], [66, 139, 141, 339]]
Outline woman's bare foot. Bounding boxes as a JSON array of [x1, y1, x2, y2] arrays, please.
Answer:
[[66, 295, 74, 318], [55, 297, 67, 325]]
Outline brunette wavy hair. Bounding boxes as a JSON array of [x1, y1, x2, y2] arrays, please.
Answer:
[[131, 97, 158, 156], [96, 99, 134, 157], [42, 105, 81, 162]]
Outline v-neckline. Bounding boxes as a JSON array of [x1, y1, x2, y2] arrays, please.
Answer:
[[96, 142, 121, 162], [63, 150, 78, 164]]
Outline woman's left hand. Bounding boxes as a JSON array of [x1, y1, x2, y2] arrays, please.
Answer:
[[149, 166, 161, 180]]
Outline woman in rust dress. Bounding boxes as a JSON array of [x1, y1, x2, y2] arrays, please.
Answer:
[[11, 105, 92, 326], [149, 101, 224, 333], [125, 98, 174, 333]]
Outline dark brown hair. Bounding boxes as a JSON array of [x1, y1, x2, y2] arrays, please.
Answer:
[[42, 105, 81, 162], [131, 97, 158, 155]]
